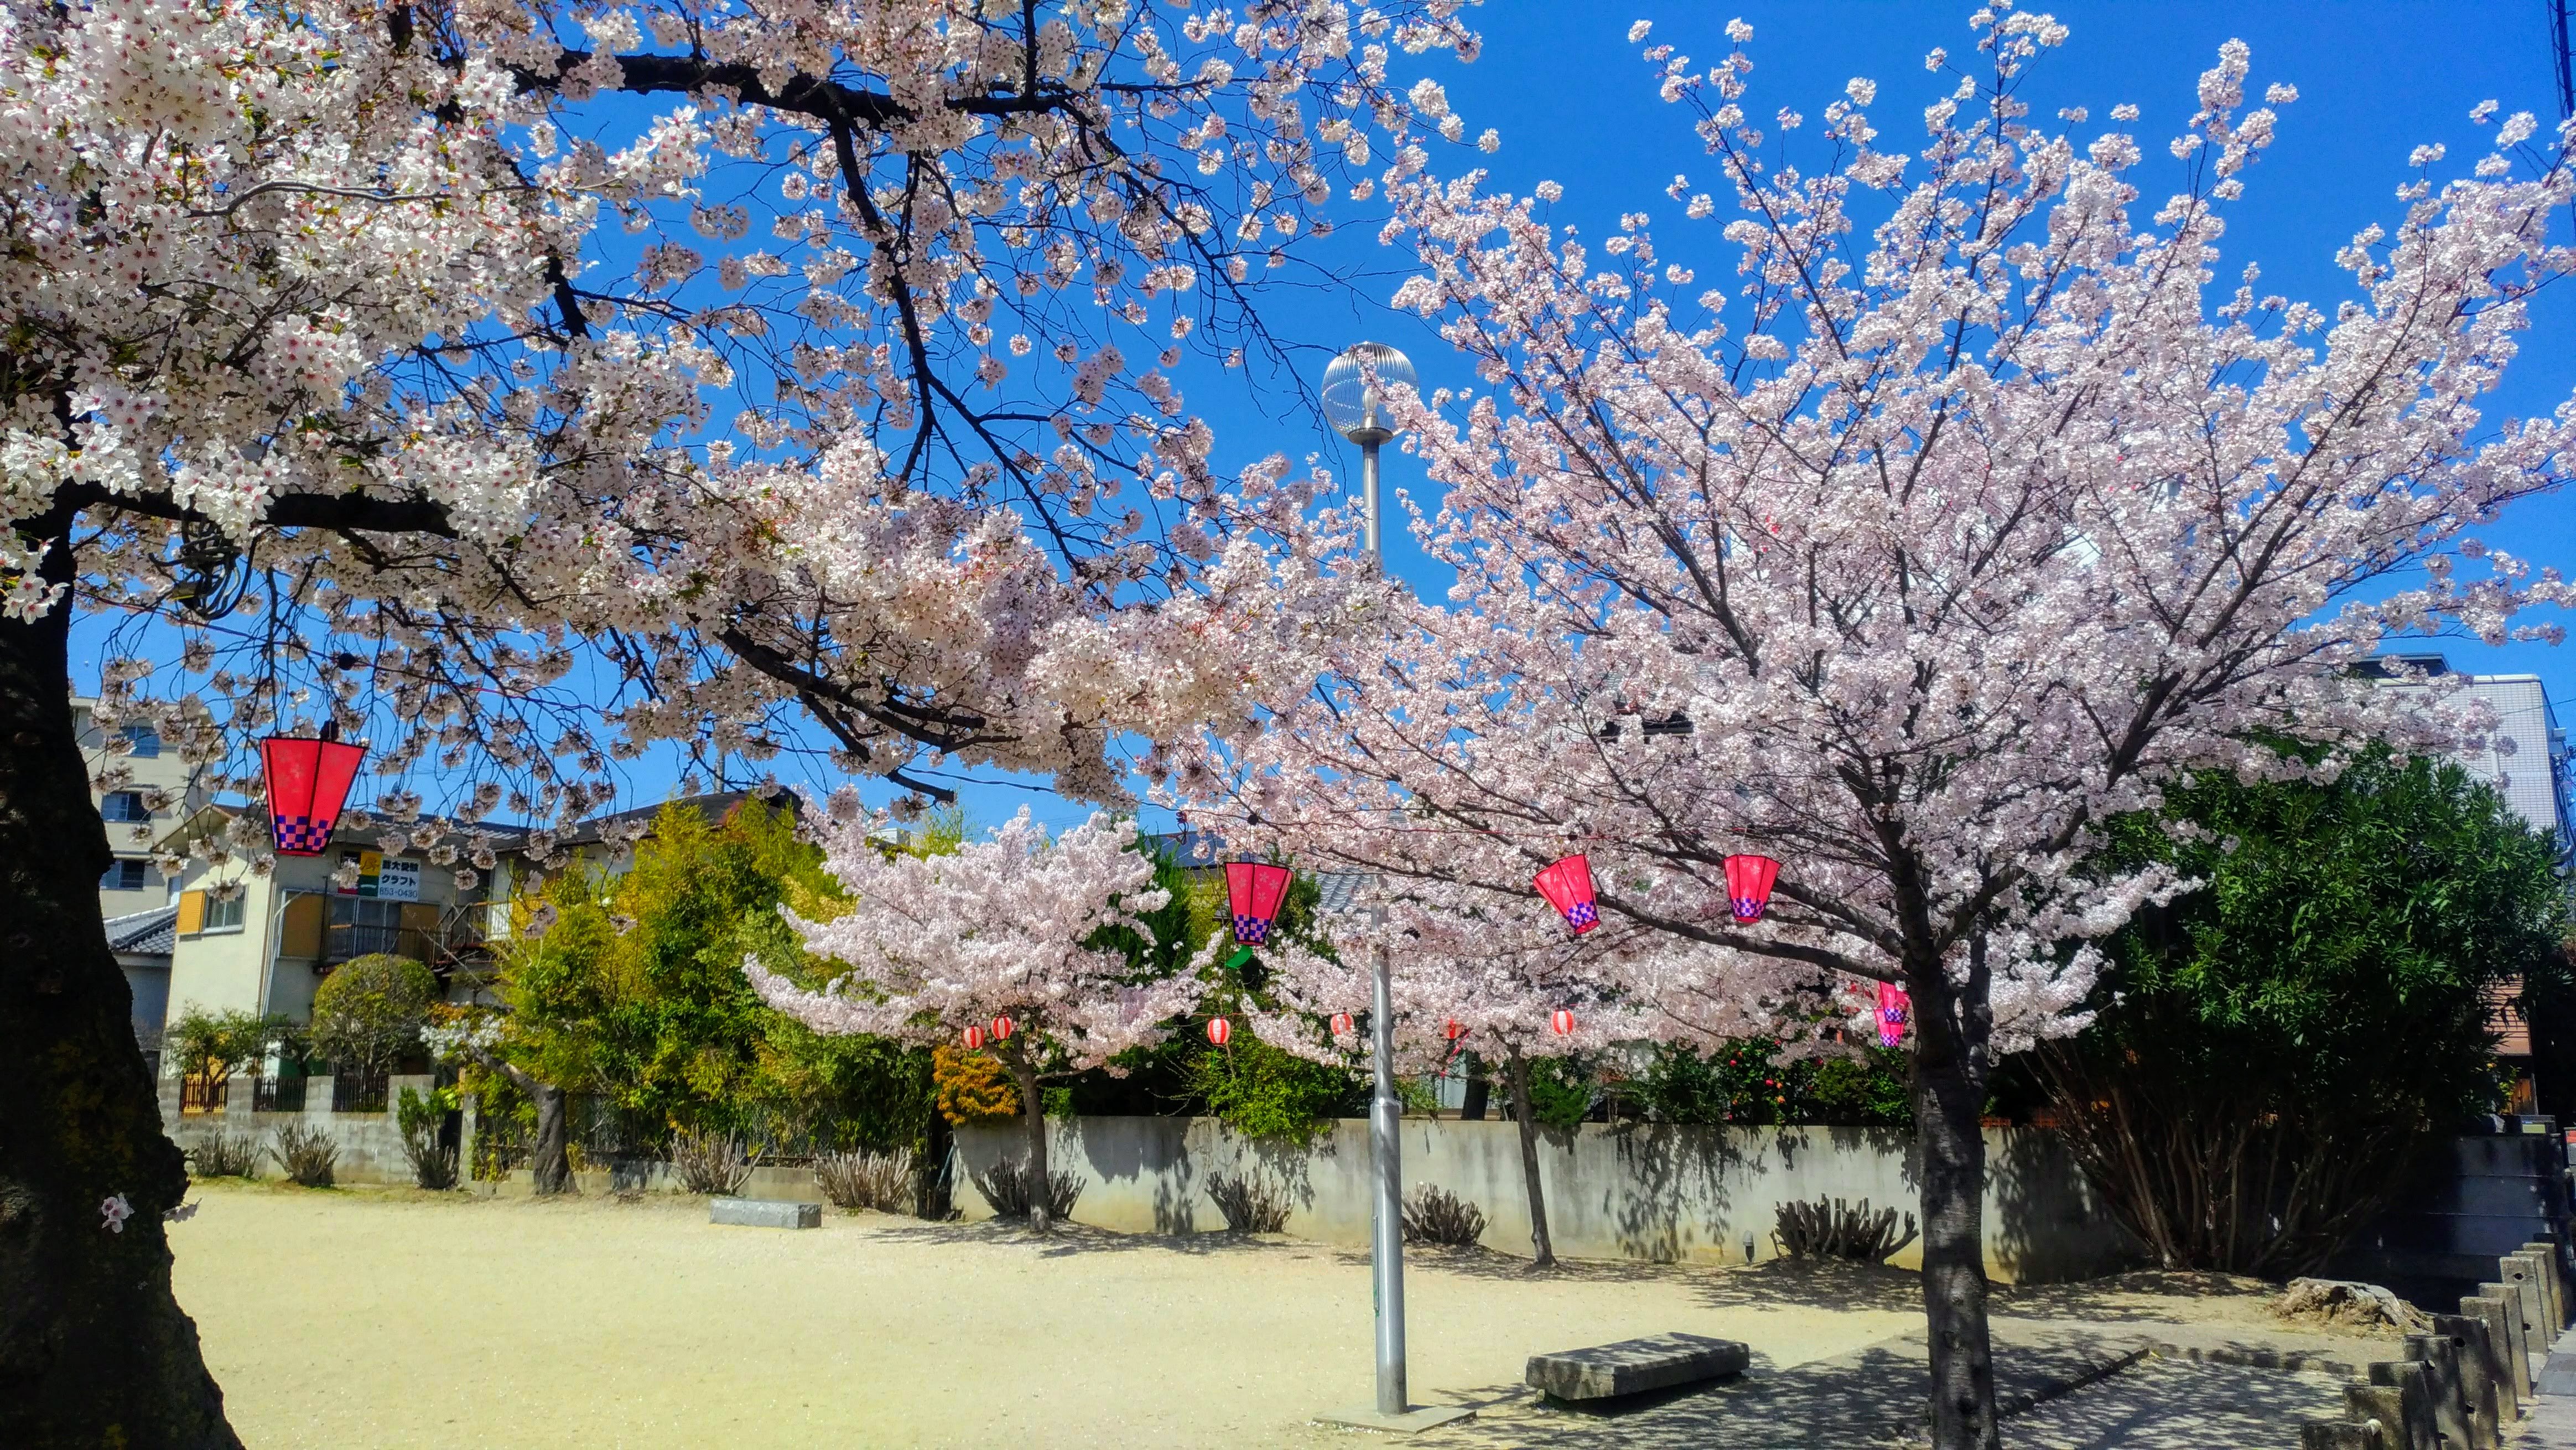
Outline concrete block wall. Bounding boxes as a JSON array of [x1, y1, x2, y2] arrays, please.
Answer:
[[951, 1116, 2133, 1281], [160, 1073, 435, 1186]]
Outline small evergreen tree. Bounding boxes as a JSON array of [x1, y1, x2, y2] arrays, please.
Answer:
[[2041, 747, 2565, 1275]]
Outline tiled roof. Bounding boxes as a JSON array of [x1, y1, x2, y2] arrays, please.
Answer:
[[104, 903, 177, 957], [1313, 872, 1380, 915]]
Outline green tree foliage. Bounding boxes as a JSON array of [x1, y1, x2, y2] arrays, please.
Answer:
[[494, 798, 932, 1153], [163, 1006, 293, 1091], [308, 954, 438, 1085], [1190, 1035, 1362, 1145], [2042, 746, 2566, 1275], [1520, 1055, 1598, 1131], [1633, 1040, 1913, 1127], [1042, 850, 1365, 1138]]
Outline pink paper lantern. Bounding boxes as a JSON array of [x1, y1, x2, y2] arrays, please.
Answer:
[[1224, 861, 1292, 944], [261, 734, 367, 856], [1531, 854, 1598, 934], [1723, 853, 1782, 923], [1876, 981, 1910, 1048]]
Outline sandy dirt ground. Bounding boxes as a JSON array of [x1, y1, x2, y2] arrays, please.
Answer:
[[171, 1183, 2409, 1448], [172, 1181, 1929, 1448]]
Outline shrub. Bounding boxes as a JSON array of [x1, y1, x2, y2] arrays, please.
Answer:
[[970, 1157, 1080, 1221], [396, 1086, 460, 1190], [188, 1129, 259, 1179], [932, 1044, 1020, 1125], [1205, 1173, 1290, 1233], [309, 954, 439, 1092], [270, 1123, 339, 1187], [1190, 1036, 1362, 1145], [814, 1149, 913, 1211], [671, 1127, 752, 1195], [1771, 1196, 1918, 1263], [1401, 1185, 1486, 1247], [1522, 1056, 1595, 1131], [1633, 1039, 1912, 1127]]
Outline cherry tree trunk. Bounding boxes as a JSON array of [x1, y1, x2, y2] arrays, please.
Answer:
[[489, 1059, 572, 1194], [1010, 1057, 1051, 1232], [527, 1081, 572, 1195], [1910, 939, 1999, 1450], [1505, 1049, 1555, 1268], [0, 518, 241, 1446]]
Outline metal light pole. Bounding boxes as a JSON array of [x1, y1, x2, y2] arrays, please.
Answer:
[[1320, 341, 1440, 1424]]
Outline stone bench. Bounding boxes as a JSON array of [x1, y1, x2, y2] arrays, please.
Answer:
[[710, 1197, 822, 1230], [1525, 1333, 1749, 1402]]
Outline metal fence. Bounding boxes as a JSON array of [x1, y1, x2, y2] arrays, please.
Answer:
[[178, 1075, 227, 1115], [250, 1075, 308, 1113]]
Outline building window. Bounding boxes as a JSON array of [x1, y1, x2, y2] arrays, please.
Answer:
[[205, 892, 245, 931], [101, 858, 148, 892], [101, 790, 150, 823], [121, 726, 160, 758]]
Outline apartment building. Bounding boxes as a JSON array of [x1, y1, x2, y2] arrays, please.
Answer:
[[76, 693, 207, 1049], [76, 695, 205, 914]]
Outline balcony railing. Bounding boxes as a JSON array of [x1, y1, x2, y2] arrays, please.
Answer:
[[322, 923, 487, 969]]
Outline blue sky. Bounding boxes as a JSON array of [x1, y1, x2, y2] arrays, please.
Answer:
[[72, 2, 2576, 839], [992, 0, 2576, 835]]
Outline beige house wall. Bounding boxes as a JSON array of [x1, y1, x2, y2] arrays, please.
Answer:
[[165, 838, 482, 1053]]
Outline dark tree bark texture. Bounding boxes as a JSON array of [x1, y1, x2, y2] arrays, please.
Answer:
[[0, 515, 241, 1447], [1505, 1049, 1555, 1269], [1910, 935, 1999, 1450], [1005, 1047, 1051, 1232]]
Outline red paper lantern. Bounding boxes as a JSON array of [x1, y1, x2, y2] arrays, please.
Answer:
[[1330, 1012, 1355, 1038], [990, 1015, 1016, 1043], [261, 734, 367, 856], [1224, 861, 1293, 944], [1531, 853, 1598, 934], [1443, 1019, 1466, 1041], [1876, 981, 1910, 1048], [1723, 853, 1782, 923], [1206, 1017, 1232, 1047], [963, 1024, 986, 1050], [1551, 1008, 1576, 1037]]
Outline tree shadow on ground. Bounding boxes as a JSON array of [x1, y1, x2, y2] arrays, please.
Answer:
[[1990, 1270, 2279, 1325], [1404, 1327, 2159, 1449], [1319, 1241, 1720, 1286], [860, 1217, 1320, 1260]]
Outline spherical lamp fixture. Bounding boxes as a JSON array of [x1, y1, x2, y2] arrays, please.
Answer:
[[1320, 341, 1417, 446]]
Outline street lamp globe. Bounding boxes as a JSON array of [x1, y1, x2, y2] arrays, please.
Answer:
[[1321, 341, 1417, 446]]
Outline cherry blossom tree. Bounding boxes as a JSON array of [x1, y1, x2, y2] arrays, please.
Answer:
[[0, 0, 1466, 1436], [1247, 884, 1645, 1267], [1178, 12, 2576, 1446], [748, 801, 1190, 1231]]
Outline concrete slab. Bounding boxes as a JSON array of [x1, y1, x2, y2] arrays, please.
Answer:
[[1525, 1333, 1751, 1401], [1312, 1403, 1476, 1435], [709, 1197, 821, 1229]]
